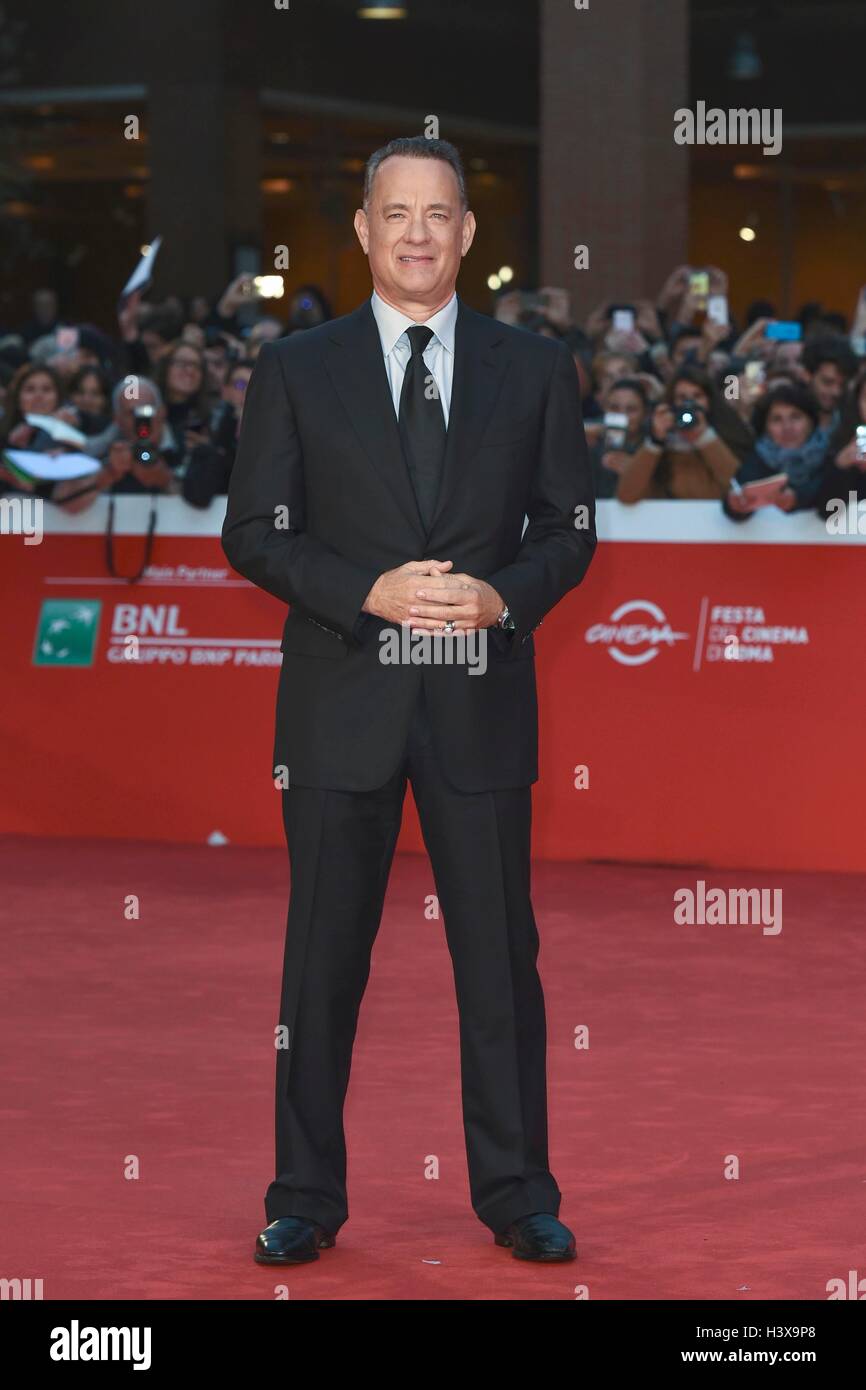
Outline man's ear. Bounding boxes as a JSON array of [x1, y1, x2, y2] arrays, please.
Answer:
[[461, 210, 477, 258], [354, 208, 370, 255]]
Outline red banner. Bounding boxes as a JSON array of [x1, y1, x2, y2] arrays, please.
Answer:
[[2, 498, 864, 872]]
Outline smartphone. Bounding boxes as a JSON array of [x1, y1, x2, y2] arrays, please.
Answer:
[[855, 425, 866, 461], [689, 271, 710, 306], [602, 411, 629, 449], [744, 361, 765, 385], [609, 305, 635, 333], [765, 321, 802, 342], [253, 275, 285, 299], [707, 294, 728, 327]]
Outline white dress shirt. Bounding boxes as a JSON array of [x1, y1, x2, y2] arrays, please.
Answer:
[[370, 289, 457, 427]]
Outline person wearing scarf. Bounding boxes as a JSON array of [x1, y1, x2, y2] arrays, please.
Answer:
[[723, 382, 829, 520]]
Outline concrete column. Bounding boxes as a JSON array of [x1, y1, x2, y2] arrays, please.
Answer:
[[145, 0, 261, 299], [540, 0, 689, 319]]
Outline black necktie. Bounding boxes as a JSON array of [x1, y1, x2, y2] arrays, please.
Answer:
[[398, 324, 446, 530]]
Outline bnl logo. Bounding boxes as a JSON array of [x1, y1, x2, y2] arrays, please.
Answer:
[[33, 599, 101, 667]]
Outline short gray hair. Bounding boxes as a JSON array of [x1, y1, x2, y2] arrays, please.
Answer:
[[363, 136, 468, 212], [112, 376, 163, 412]]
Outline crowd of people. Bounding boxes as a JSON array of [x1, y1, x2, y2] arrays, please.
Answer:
[[2, 265, 865, 525], [493, 268, 866, 523], [0, 278, 332, 514]]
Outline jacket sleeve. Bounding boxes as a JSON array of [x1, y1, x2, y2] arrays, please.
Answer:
[[221, 341, 380, 640], [484, 339, 597, 643], [617, 439, 663, 504], [694, 427, 742, 491]]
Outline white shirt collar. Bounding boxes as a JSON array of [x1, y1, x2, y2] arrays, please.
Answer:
[[370, 289, 458, 357]]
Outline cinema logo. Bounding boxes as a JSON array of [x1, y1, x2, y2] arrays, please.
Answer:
[[49, 1320, 151, 1370], [704, 605, 809, 664], [674, 101, 783, 157], [674, 880, 782, 936], [585, 600, 688, 666]]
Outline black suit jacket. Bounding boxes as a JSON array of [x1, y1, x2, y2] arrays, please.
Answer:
[[221, 296, 596, 792]]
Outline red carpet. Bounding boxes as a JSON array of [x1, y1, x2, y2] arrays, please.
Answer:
[[2, 834, 864, 1301]]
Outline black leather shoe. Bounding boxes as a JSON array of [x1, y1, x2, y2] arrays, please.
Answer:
[[254, 1216, 336, 1264], [494, 1212, 577, 1261]]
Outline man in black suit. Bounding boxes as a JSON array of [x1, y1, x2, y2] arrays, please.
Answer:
[[222, 137, 596, 1265]]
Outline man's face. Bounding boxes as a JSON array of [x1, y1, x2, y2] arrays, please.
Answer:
[[354, 155, 475, 312], [809, 361, 845, 415]]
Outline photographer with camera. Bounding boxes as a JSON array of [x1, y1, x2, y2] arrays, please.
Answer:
[[617, 364, 752, 503], [99, 370, 229, 508], [99, 379, 177, 494]]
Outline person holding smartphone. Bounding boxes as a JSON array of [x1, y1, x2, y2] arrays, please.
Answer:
[[589, 377, 649, 497], [815, 364, 866, 520]]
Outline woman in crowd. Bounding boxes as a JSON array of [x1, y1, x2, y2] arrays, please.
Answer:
[[814, 365, 866, 521], [0, 362, 69, 447], [724, 383, 826, 520], [617, 364, 752, 502], [66, 365, 111, 436], [0, 362, 118, 512], [154, 340, 213, 448], [589, 377, 649, 498]]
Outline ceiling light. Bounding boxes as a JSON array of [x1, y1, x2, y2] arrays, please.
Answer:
[[358, 3, 407, 17]]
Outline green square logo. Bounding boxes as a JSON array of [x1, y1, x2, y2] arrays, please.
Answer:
[[33, 599, 102, 667]]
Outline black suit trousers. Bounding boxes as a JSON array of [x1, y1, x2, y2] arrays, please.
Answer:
[[264, 676, 562, 1235]]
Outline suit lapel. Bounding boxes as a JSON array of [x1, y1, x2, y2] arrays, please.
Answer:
[[323, 300, 427, 541], [427, 299, 510, 537], [322, 297, 510, 547]]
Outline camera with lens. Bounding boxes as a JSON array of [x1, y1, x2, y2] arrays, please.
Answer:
[[674, 399, 703, 432], [132, 404, 157, 466]]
